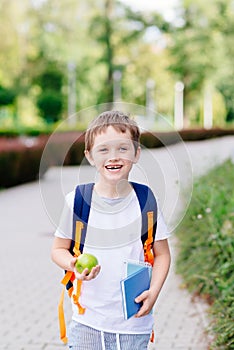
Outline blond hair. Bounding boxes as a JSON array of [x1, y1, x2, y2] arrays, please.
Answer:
[[85, 110, 140, 152]]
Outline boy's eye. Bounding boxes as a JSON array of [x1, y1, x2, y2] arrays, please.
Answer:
[[119, 147, 128, 152], [99, 148, 108, 153]]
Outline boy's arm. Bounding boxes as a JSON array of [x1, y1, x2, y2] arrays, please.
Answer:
[[51, 237, 76, 271], [150, 238, 171, 298], [135, 238, 171, 317], [51, 237, 101, 280]]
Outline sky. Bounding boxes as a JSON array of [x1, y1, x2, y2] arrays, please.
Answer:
[[32, 0, 180, 22], [119, 0, 180, 22]]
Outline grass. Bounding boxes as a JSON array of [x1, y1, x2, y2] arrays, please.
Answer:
[[175, 159, 234, 349]]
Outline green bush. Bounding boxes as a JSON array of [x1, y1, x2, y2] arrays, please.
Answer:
[[0, 85, 16, 106], [0, 126, 234, 140], [1, 129, 234, 189], [0, 145, 46, 188], [0, 132, 85, 188], [176, 160, 234, 349], [35, 65, 64, 124], [179, 127, 234, 141], [35, 68, 63, 91], [37, 91, 63, 123]]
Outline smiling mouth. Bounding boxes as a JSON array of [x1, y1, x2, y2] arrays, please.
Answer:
[[105, 165, 123, 170]]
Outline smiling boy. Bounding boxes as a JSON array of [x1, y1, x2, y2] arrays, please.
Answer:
[[51, 110, 171, 350]]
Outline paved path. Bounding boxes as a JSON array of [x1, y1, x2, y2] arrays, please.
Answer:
[[0, 136, 233, 350]]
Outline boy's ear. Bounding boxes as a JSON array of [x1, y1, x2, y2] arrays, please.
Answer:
[[133, 146, 141, 163], [84, 150, 95, 166]]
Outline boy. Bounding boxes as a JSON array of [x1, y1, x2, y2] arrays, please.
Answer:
[[51, 110, 171, 350]]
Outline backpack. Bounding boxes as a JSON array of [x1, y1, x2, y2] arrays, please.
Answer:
[[59, 182, 157, 344]]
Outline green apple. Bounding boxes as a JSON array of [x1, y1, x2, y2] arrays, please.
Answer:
[[75, 253, 99, 274]]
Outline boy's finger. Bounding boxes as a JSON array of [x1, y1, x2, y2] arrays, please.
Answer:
[[134, 306, 146, 318], [135, 290, 147, 303], [82, 268, 90, 276], [89, 265, 101, 278]]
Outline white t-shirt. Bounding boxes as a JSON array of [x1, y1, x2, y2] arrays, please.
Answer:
[[55, 187, 170, 334]]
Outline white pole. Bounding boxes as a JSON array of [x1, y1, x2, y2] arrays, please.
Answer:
[[204, 86, 213, 129], [113, 70, 122, 102], [146, 79, 155, 112], [174, 81, 184, 130]]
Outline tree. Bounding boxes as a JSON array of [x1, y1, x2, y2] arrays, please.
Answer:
[[0, 0, 177, 123], [26, 0, 102, 112], [0, 85, 16, 106], [89, 0, 170, 106], [210, 0, 234, 122], [37, 91, 63, 123], [169, 0, 234, 125], [35, 66, 64, 123]]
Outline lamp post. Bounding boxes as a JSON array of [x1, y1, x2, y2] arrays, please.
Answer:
[[174, 81, 184, 130], [203, 85, 213, 129], [113, 70, 122, 102], [146, 79, 155, 113], [144, 79, 156, 130]]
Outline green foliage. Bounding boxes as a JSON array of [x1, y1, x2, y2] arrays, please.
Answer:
[[35, 67, 63, 91], [169, 0, 234, 124], [210, 0, 234, 123], [35, 65, 64, 123], [218, 78, 234, 122], [86, 0, 170, 106], [36, 91, 63, 123], [0, 85, 16, 106], [176, 160, 234, 349], [1, 0, 234, 126]]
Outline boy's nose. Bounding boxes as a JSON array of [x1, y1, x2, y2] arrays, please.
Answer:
[[109, 148, 119, 160]]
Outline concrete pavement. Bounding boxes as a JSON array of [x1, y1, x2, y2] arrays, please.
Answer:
[[0, 136, 233, 350]]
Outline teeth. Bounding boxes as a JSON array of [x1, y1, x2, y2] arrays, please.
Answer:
[[106, 165, 122, 169]]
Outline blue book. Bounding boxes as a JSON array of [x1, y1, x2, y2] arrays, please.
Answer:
[[125, 259, 152, 279], [120, 266, 150, 320]]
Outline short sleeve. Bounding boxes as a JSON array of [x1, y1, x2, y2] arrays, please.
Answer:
[[155, 206, 171, 241], [54, 190, 75, 239]]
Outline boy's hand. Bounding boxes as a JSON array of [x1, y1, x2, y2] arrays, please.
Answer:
[[75, 265, 101, 281], [70, 257, 101, 281], [134, 289, 156, 318]]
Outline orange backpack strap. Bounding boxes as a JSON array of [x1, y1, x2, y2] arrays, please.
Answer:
[[145, 211, 155, 343], [58, 220, 85, 344], [131, 182, 157, 264], [61, 270, 73, 286], [58, 287, 68, 344], [150, 329, 155, 342], [72, 280, 86, 314], [72, 221, 86, 313], [144, 211, 155, 266], [73, 221, 83, 256], [58, 184, 94, 344]]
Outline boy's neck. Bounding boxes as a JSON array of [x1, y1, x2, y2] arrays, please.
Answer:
[[94, 180, 132, 199]]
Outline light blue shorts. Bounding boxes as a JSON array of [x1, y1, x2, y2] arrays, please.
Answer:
[[68, 320, 151, 350]]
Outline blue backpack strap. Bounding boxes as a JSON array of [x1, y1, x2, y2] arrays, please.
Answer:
[[71, 183, 94, 253], [131, 182, 157, 247], [66, 183, 94, 291], [70, 182, 157, 256]]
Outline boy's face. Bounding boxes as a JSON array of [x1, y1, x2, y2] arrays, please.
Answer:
[[85, 126, 140, 184]]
